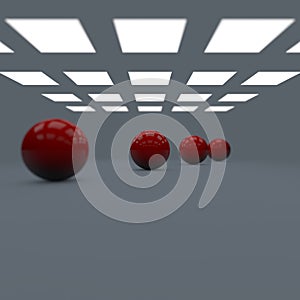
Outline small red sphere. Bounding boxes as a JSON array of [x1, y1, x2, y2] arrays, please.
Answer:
[[130, 130, 170, 170], [179, 136, 208, 164], [208, 139, 231, 161], [21, 119, 89, 181]]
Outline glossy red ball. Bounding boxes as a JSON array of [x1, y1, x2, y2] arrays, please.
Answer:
[[179, 135, 208, 164], [208, 139, 231, 161], [21, 119, 89, 181], [130, 130, 170, 170]]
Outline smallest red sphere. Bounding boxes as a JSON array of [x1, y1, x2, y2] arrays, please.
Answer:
[[179, 136, 208, 164], [208, 139, 231, 161]]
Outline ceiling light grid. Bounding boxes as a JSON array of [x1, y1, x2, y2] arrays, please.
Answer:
[[134, 94, 166, 102], [2, 18, 300, 114], [205, 106, 235, 112], [128, 71, 172, 85], [89, 93, 123, 102], [217, 93, 258, 102], [205, 18, 295, 53], [241, 71, 300, 85], [0, 71, 59, 85], [102, 106, 128, 112], [177, 93, 212, 102], [0, 41, 14, 53], [66, 106, 95, 112], [42, 93, 83, 102], [113, 18, 187, 53], [187, 71, 237, 85], [137, 106, 163, 112], [6, 18, 96, 53], [171, 106, 199, 112], [64, 71, 114, 86], [287, 41, 300, 53]]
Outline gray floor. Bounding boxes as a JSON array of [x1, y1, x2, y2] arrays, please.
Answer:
[[1, 160, 300, 299]]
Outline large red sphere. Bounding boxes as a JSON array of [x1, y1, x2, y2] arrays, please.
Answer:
[[130, 130, 170, 170], [21, 119, 89, 181], [179, 135, 208, 164], [208, 139, 231, 161]]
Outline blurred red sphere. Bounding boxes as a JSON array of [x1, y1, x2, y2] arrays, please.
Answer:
[[130, 130, 170, 170], [208, 139, 231, 161], [21, 119, 89, 181], [179, 136, 208, 164]]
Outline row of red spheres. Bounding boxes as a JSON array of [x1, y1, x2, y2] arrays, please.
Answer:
[[130, 130, 230, 170], [21, 119, 230, 181]]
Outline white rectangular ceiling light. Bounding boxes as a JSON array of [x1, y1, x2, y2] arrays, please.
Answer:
[[241, 71, 300, 86], [171, 106, 198, 112], [205, 106, 234, 112], [138, 106, 163, 112], [6, 18, 95, 53], [0, 41, 14, 53], [187, 71, 236, 85], [102, 106, 128, 112], [89, 94, 123, 102], [42, 93, 82, 102], [113, 18, 187, 53], [0, 71, 59, 85], [134, 94, 166, 102], [64, 71, 114, 86], [287, 41, 300, 53], [218, 93, 258, 102], [205, 18, 295, 53], [128, 71, 172, 85], [66, 106, 95, 112], [177, 93, 212, 102]]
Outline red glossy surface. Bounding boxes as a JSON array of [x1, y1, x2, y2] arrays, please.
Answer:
[[179, 135, 208, 164], [208, 139, 231, 161], [22, 119, 89, 181], [130, 130, 170, 170]]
